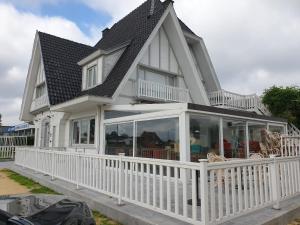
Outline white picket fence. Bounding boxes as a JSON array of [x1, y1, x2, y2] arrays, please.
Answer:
[[281, 136, 300, 156], [0, 146, 15, 159], [0, 136, 27, 146], [15, 148, 300, 225]]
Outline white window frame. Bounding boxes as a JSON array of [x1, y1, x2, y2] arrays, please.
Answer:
[[71, 117, 96, 146], [86, 65, 97, 89]]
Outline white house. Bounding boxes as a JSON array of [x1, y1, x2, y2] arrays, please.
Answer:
[[20, 0, 290, 161]]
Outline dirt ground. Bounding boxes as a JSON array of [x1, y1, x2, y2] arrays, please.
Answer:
[[0, 170, 30, 195]]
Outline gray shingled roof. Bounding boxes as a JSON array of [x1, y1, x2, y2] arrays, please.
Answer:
[[39, 0, 196, 105]]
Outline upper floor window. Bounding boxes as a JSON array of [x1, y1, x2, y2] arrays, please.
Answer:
[[35, 83, 46, 98], [86, 65, 97, 89]]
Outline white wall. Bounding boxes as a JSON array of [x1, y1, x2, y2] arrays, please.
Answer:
[[117, 25, 194, 103]]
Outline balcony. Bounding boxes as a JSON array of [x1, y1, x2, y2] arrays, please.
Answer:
[[30, 95, 49, 112], [208, 89, 270, 115], [137, 79, 189, 103]]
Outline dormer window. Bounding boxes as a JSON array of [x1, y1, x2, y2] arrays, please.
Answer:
[[86, 65, 97, 89], [36, 83, 46, 98]]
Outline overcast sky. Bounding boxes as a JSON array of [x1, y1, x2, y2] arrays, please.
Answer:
[[0, 0, 299, 125]]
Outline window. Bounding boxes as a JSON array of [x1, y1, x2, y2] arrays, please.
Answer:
[[35, 83, 46, 98], [105, 122, 134, 156], [72, 118, 95, 145], [189, 115, 220, 162], [138, 67, 175, 86], [223, 119, 247, 158], [86, 65, 97, 88], [248, 123, 267, 154], [136, 118, 180, 160]]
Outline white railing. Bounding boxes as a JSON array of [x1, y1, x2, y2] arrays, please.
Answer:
[[0, 136, 27, 146], [15, 148, 300, 225], [288, 123, 300, 136], [0, 146, 15, 159], [281, 136, 300, 156], [137, 79, 189, 103], [30, 95, 49, 112], [208, 90, 270, 115]]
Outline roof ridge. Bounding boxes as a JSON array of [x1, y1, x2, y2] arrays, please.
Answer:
[[38, 31, 94, 49]]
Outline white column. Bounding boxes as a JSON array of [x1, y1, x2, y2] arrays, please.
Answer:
[[219, 117, 224, 156], [179, 111, 190, 162], [99, 106, 105, 155], [95, 106, 101, 153], [246, 121, 250, 158]]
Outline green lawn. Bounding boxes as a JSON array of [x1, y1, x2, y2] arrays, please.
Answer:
[[1, 169, 121, 225]]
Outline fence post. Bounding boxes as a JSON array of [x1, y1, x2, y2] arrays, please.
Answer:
[[118, 153, 125, 205], [199, 159, 209, 224], [51, 151, 55, 180], [76, 154, 80, 189], [35, 149, 38, 172], [270, 155, 281, 210]]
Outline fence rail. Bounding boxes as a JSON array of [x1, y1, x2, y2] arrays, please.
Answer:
[[15, 148, 300, 225], [281, 136, 300, 156], [0, 136, 27, 146], [137, 79, 189, 103], [0, 146, 15, 159], [208, 90, 269, 115]]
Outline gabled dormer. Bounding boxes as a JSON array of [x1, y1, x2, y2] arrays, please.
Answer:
[[78, 40, 128, 91]]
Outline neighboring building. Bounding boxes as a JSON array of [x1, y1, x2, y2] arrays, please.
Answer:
[[0, 126, 11, 136], [20, 0, 289, 159]]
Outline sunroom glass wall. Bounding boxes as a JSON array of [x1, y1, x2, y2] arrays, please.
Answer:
[[135, 118, 180, 160], [189, 114, 220, 162]]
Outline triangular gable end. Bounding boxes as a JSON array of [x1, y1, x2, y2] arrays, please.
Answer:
[[112, 3, 210, 105], [20, 32, 50, 121]]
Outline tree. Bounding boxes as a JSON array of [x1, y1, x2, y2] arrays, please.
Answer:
[[262, 86, 300, 128]]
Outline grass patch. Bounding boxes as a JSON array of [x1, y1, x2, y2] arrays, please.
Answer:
[[1, 169, 59, 195], [1, 169, 121, 224], [92, 211, 121, 225]]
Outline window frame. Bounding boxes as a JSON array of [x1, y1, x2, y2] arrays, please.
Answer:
[[86, 64, 97, 89], [71, 117, 96, 146]]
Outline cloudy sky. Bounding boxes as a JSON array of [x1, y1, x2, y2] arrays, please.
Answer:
[[0, 0, 299, 125]]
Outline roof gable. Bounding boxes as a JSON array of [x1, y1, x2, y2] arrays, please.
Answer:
[[81, 0, 171, 98], [38, 32, 95, 105]]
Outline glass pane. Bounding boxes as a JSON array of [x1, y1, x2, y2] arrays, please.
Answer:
[[136, 118, 180, 160], [72, 121, 80, 144], [89, 119, 95, 144], [248, 123, 267, 154], [105, 122, 134, 156], [223, 119, 246, 158], [190, 114, 220, 162], [80, 120, 89, 144], [269, 125, 285, 134]]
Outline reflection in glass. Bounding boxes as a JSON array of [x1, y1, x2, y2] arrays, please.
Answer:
[[189, 115, 219, 162], [80, 120, 89, 144], [223, 119, 246, 158], [269, 125, 285, 134], [136, 118, 179, 160], [72, 121, 80, 144], [105, 122, 133, 156], [248, 123, 267, 154], [89, 119, 95, 144]]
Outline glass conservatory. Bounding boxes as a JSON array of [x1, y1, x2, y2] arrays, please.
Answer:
[[102, 103, 287, 162]]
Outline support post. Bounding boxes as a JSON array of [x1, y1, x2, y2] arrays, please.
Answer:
[[246, 121, 250, 158], [51, 151, 55, 180], [76, 154, 80, 189], [270, 155, 281, 209], [219, 117, 224, 157], [118, 153, 125, 205], [199, 159, 209, 224]]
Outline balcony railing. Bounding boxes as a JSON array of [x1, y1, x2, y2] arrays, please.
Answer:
[[30, 95, 49, 112], [137, 79, 189, 103], [208, 89, 270, 115]]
